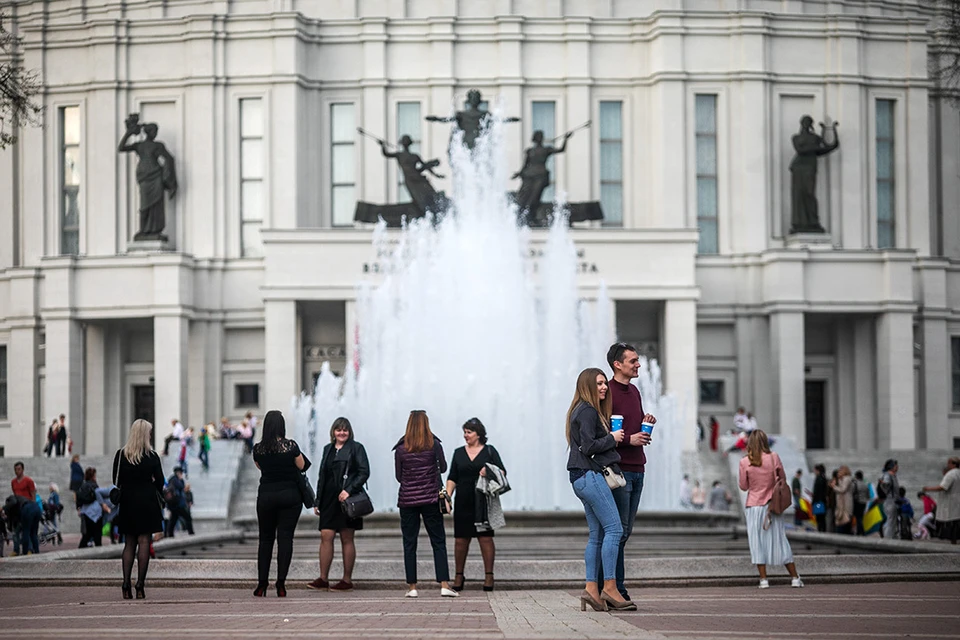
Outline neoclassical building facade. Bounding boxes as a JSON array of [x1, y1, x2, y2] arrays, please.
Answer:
[[0, 0, 957, 456]]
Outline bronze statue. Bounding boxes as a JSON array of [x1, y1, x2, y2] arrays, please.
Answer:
[[380, 135, 447, 215], [512, 130, 572, 219], [425, 89, 519, 151], [119, 113, 177, 240], [789, 115, 838, 233]]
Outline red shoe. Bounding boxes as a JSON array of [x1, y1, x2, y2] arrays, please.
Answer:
[[306, 577, 329, 590]]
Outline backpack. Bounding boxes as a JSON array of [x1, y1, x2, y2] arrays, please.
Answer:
[[769, 456, 792, 515], [163, 484, 177, 504], [76, 482, 97, 506]]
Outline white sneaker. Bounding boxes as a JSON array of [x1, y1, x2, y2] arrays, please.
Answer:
[[758, 579, 770, 589], [440, 587, 459, 598], [791, 577, 804, 588], [405, 589, 418, 598]]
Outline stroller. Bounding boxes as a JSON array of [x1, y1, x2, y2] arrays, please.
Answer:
[[39, 501, 63, 546]]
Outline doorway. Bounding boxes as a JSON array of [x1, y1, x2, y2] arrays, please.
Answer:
[[132, 385, 156, 448], [805, 380, 826, 450]]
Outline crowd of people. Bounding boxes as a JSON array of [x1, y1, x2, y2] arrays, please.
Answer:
[[793, 457, 959, 545]]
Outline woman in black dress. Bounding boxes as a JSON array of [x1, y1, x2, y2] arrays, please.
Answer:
[[252, 410, 308, 598], [308, 417, 370, 592], [113, 419, 165, 600], [445, 418, 506, 592]]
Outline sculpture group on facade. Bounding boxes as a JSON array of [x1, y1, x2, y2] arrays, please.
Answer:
[[119, 113, 178, 242], [789, 115, 839, 234], [354, 89, 604, 228]]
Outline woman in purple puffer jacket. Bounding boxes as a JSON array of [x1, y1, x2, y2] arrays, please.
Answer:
[[393, 410, 458, 599]]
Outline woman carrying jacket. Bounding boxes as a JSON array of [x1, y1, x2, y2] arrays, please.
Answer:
[[393, 410, 458, 599], [738, 429, 803, 589], [308, 417, 370, 592], [830, 466, 854, 535], [566, 367, 635, 613]]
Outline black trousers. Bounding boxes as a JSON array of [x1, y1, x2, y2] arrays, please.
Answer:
[[399, 503, 450, 585], [815, 513, 826, 532], [79, 515, 103, 548], [256, 486, 302, 585], [853, 502, 866, 536], [165, 505, 194, 537]]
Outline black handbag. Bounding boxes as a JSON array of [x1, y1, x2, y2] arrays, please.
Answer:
[[109, 450, 122, 505], [340, 448, 374, 519], [297, 452, 315, 509], [436, 445, 450, 515]]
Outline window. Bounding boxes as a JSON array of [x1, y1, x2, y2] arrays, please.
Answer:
[[952, 337, 960, 411], [396, 102, 421, 203], [699, 379, 725, 405], [531, 101, 556, 203], [695, 95, 719, 254], [240, 98, 264, 256], [876, 99, 895, 249], [0, 346, 6, 419], [60, 106, 80, 255], [599, 101, 623, 225], [331, 103, 356, 226], [235, 383, 260, 408]]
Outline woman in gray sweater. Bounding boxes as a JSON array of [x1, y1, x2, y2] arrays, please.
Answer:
[[565, 367, 635, 613]]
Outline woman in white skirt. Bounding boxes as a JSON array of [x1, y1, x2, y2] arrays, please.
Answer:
[[738, 429, 804, 589]]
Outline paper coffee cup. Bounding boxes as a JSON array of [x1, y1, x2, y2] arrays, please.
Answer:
[[611, 415, 623, 432]]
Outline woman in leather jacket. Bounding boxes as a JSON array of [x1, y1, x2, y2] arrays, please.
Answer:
[[308, 417, 370, 592]]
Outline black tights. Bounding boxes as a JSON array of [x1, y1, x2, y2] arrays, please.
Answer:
[[256, 488, 302, 586], [122, 534, 152, 586]]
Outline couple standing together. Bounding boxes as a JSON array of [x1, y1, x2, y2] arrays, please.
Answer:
[[567, 342, 655, 612]]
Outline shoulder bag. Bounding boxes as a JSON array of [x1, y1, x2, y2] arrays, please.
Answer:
[[340, 447, 374, 519], [296, 451, 315, 510], [109, 450, 122, 505], [436, 445, 450, 514], [768, 456, 792, 515]]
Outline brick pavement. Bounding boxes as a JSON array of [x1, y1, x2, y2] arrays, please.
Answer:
[[0, 582, 957, 639]]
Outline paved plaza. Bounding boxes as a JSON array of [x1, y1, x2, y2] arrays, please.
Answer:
[[0, 581, 957, 639]]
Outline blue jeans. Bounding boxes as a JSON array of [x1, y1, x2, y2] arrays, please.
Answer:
[[19, 502, 41, 554], [612, 471, 644, 596], [572, 471, 623, 582]]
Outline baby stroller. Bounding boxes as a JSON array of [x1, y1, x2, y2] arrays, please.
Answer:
[[39, 501, 63, 546]]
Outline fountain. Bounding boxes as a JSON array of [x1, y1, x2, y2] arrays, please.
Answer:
[[293, 102, 683, 512]]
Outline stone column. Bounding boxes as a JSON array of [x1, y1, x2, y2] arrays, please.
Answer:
[[44, 318, 83, 454], [876, 311, 916, 450], [663, 299, 698, 451], [265, 300, 299, 414], [7, 325, 38, 456], [920, 317, 949, 448], [84, 324, 107, 455], [770, 311, 805, 448], [853, 317, 877, 449], [154, 315, 189, 447]]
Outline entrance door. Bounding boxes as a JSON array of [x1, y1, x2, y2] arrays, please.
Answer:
[[805, 380, 826, 450], [133, 385, 156, 448]]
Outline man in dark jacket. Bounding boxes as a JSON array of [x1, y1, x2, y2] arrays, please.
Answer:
[[163, 467, 194, 537]]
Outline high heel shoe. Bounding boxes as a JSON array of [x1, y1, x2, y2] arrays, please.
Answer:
[[483, 572, 495, 592], [600, 591, 636, 611], [134, 582, 145, 600], [253, 582, 268, 597], [452, 573, 465, 592], [276, 583, 287, 598], [580, 590, 607, 612], [122, 582, 133, 600]]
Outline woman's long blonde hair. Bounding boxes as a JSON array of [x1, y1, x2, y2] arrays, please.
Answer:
[[746, 429, 771, 467], [123, 419, 153, 465], [565, 368, 612, 445]]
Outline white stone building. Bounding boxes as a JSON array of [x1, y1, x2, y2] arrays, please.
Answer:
[[0, 0, 957, 456]]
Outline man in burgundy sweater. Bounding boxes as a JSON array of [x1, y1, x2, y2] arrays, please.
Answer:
[[607, 342, 656, 601]]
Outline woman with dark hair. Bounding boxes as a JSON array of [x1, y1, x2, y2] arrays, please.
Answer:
[[393, 410, 457, 598], [252, 409, 309, 597], [308, 417, 370, 592], [445, 417, 506, 592], [812, 464, 828, 533], [566, 368, 634, 613], [879, 459, 900, 539], [77, 467, 111, 548], [738, 429, 802, 589]]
